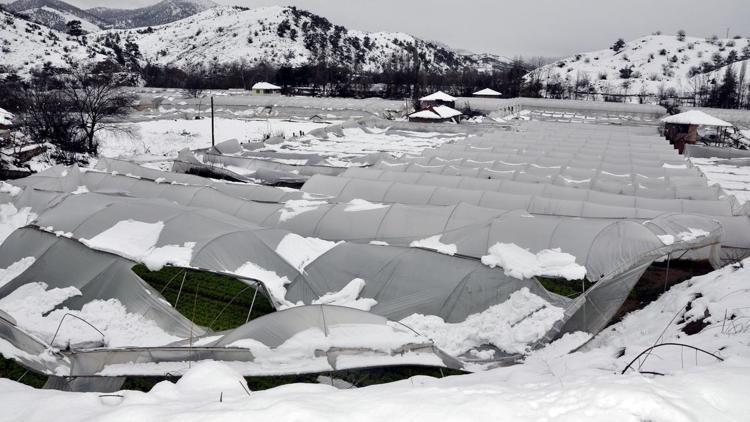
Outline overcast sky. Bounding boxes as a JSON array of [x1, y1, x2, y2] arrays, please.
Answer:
[[9, 0, 750, 57]]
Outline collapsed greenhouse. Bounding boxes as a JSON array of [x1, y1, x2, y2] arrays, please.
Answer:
[[0, 115, 748, 393]]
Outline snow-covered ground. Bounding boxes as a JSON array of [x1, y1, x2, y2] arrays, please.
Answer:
[[96, 118, 330, 165], [265, 127, 466, 160], [690, 157, 750, 205], [1, 257, 749, 421]]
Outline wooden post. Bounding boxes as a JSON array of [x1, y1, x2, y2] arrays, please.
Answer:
[[210, 96, 215, 147]]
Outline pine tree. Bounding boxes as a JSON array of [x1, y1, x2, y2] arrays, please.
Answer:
[[66, 20, 83, 37], [717, 66, 738, 108], [611, 38, 626, 52]]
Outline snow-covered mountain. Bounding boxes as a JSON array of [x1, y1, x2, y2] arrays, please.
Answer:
[[108, 5, 509, 72], [0, 3, 509, 77], [0, 8, 112, 75], [531, 34, 750, 96], [87, 0, 217, 29], [4, 0, 108, 32]]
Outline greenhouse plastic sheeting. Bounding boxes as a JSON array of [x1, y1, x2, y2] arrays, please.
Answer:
[[416, 151, 698, 176], [10, 166, 725, 280], [463, 97, 666, 118], [90, 158, 318, 202], [0, 228, 201, 342], [90, 159, 736, 259], [6, 190, 560, 323], [65, 305, 462, 379], [372, 162, 707, 193], [301, 174, 750, 257], [318, 170, 728, 208], [0, 171, 729, 388], [440, 137, 679, 153], [0, 242, 460, 382]]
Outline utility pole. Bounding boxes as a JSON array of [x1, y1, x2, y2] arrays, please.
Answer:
[[210, 96, 215, 147]]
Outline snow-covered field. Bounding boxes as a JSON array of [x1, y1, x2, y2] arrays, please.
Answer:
[[96, 118, 330, 165], [1, 257, 749, 421], [94, 117, 464, 172], [266, 127, 466, 159]]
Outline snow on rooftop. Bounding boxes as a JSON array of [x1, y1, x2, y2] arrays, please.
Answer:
[[409, 105, 463, 120], [78, 220, 194, 271], [251, 82, 282, 90], [481, 243, 587, 281], [473, 88, 502, 97], [311, 278, 377, 311], [409, 235, 457, 255], [0, 282, 181, 348], [662, 110, 733, 127], [0, 204, 36, 246], [401, 287, 564, 355], [274, 233, 341, 273], [419, 91, 456, 102]]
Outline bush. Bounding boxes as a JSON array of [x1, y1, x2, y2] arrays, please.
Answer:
[[677, 29, 686, 41], [611, 38, 626, 52]]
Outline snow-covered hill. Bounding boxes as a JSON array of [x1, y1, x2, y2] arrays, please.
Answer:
[[4, 0, 107, 32], [108, 6, 509, 73], [0, 9, 111, 75], [531, 34, 750, 96], [0, 3, 509, 77], [87, 0, 217, 29]]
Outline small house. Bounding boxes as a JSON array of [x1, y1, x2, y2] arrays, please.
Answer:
[[408, 105, 463, 123], [251, 82, 282, 95], [662, 110, 733, 154], [473, 88, 502, 98], [419, 91, 456, 108]]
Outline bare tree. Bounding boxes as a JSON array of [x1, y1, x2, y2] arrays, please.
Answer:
[[184, 67, 206, 99], [60, 65, 136, 153], [16, 63, 134, 163], [689, 73, 709, 106], [17, 88, 81, 164]]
